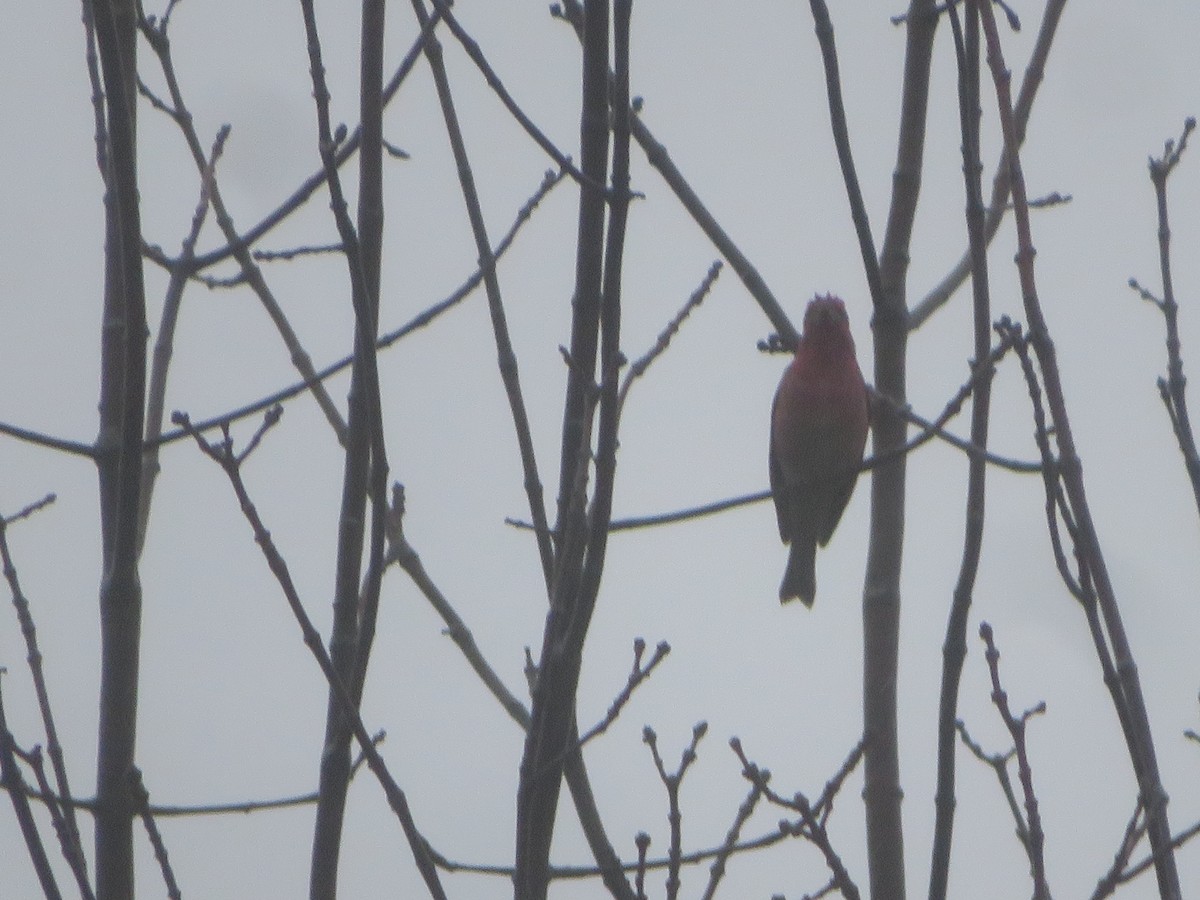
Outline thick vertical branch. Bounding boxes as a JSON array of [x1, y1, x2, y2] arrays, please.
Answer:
[[807, 8, 933, 896], [561, 7, 634, 896], [90, 0, 148, 897], [303, 0, 392, 895], [409, 10, 631, 891], [349, 0, 390, 710], [978, 6, 1182, 898], [515, 2, 621, 896], [869, 1, 937, 897], [554, 0, 611, 543], [929, 5, 994, 898]]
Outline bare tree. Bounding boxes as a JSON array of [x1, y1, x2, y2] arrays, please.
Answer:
[[2, 2, 1199, 899]]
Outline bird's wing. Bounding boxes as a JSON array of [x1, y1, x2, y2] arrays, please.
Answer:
[[814, 473, 860, 545], [769, 390, 791, 542]]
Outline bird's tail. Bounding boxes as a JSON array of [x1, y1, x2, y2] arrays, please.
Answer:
[[779, 538, 817, 607]]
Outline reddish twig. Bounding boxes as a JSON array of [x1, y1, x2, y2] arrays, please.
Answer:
[[979, 5, 1182, 894]]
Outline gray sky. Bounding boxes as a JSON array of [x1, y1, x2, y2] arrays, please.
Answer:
[[3, 2, 1200, 898]]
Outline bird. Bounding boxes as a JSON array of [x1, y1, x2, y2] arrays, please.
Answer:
[[769, 294, 870, 606]]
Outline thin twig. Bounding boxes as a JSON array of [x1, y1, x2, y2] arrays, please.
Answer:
[[1137, 117, 1200, 516], [428, 0, 606, 193], [139, 123, 229, 553], [616, 261, 722, 424], [157, 10, 445, 275], [0, 422, 96, 458], [645, 723, 707, 900], [979, 622, 1049, 899], [174, 411, 445, 900], [730, 737, 861, 900], [1, 496, 92, 897], [0, 679, 64, 900], [150, 168, 565, 448], [551, 0, 795, 346], [414, 0, 555, 590], [577, 639, 671, 749], [634, 832, 651, 900], [138, 17, 349, 440], [699, 779, 762, 900], [808, 0, 882, 306], [1090, 801, 1146, 900], [9, 735, 381, 818], [386, 484, 531, 729], [1093, 818, 1200, 897], [955, 719, 1029, 852], [129, 767, 182, 900]]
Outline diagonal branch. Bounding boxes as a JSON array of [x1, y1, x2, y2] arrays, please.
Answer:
[[175, 412, 445, 899], [909, 0, 1068, 329]]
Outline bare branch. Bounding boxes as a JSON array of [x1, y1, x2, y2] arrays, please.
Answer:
[[730, 737, 862, 900], [173, 411, 445, 900], [1136, 117, 1200, 517], [910, 0, 1069, 329], [0, 679, 64, 900], [386, 484, 531, 729], [979, 622, 1049, 899], [129, 768, 182, 900], [617, 261, 722, 424], [577, 640, 671, 749], [979, 6, 1182, 892], [645, 723, 707, 900]]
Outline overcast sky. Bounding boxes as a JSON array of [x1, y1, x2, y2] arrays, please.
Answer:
[[3, 2, 1200, 898]]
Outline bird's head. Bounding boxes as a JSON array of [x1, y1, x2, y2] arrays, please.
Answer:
[[802, 294, 853, 347]]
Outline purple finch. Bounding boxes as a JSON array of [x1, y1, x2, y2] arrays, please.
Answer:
[[770, 294, 869, 606]]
